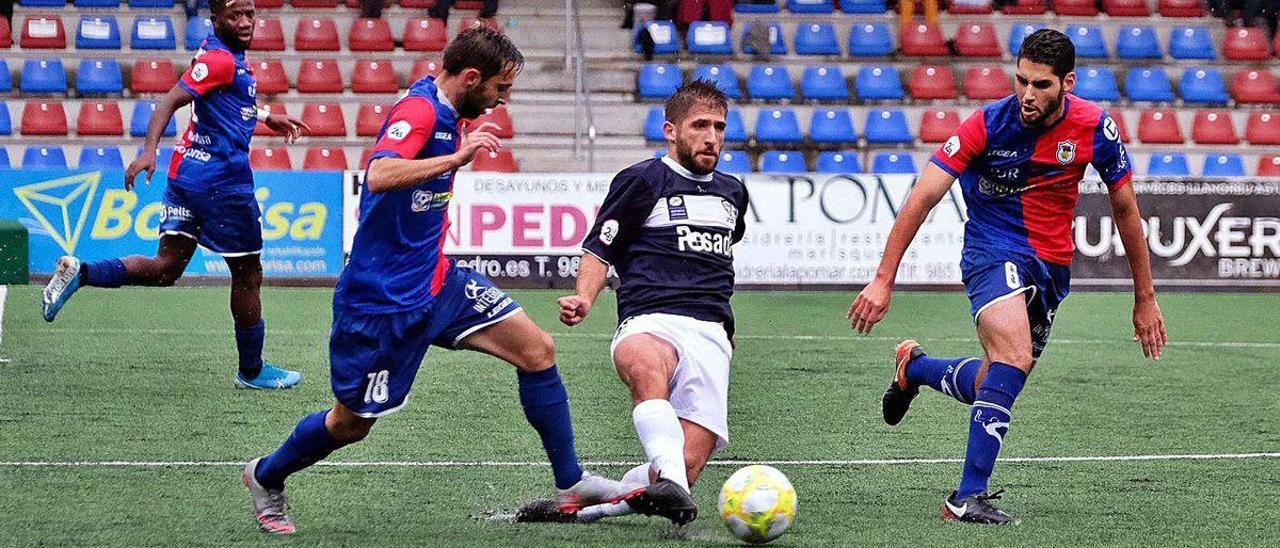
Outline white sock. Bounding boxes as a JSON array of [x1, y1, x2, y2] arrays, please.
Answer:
[[576, 500, 635, 522], [621, 463, 652, 486], [632, 399, 689, 492]]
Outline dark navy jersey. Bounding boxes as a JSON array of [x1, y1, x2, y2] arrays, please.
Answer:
[[170, 34, 258, 190], [583, 156, 749, 335]]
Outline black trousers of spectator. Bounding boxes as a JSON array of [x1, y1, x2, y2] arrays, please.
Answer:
[[1209, 0, 1267, 22], [362, 0, 385, 18], [429, 0, 499, 22]]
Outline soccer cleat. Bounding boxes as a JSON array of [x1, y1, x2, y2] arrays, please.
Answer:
[[42, 256, 83, 322], [882, 339, 924, 426], [625, 478, 698, 525], [235, 363, 303, 390], [941, 490, 1016, 525], [515, 471, 644, 523], [515, 498, 579, 523], [242, 457, 296, 534]]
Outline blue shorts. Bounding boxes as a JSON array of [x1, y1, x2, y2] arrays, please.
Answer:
[[158, 182, 263, 256], [962, 252, 1071, 361], [329, 266, 523, 418]]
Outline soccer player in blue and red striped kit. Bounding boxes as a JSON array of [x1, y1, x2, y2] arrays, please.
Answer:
[[847, 29, 1168, 524]]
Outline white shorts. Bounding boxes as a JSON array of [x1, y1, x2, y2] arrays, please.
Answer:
[[610, 313, 733, 451]]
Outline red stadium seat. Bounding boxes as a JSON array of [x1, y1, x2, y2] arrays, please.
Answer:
[[349, 18, 395, 52], [291, 0, 339, 6], [1224, 27, 1271, 61], [357, 104, 391, 136], [1275, 34, 1280, 59], [352, 59, 399, 93], [0, 17, 12, 48], [411, 59, 444, 81], [404, 18, 449, 51], [1001, 0, 1046, 15], [1137, 109, 1184, 144], [471, 149, 518, 172], [303, 147, 349, 170], [1108, 111, 1131, 143], [400, 0, 437, 7], [954, 24, 1000, 58], [130, 60, 177, 94], [77, 101, 124, 136], [359, 147, 375, 170], [254, 102, 288, 136], [1259, 155, 1280, 177], [251, 18, 285, 51], [900, 24, 948, 56], [20, 15, 66, 49], [1052, 0, 1099, 16], [250, 147, 292, 170], [1158, 0, 1204, 17], [295, 17, 340, 51], [21, 100, 68, 135], [297, 59, 344, 93], [1191, 110, 1239, 145], [457, 17, 500, 38], [466, 105, 514, 139], [1232, 69, 1280, 104], [301, 103, 347, 137], [963, 65, 1010, 100], [919, 109, 959, 143], [256, 0, 285, 7], [908, 64, 957, 100], [456, 0, 485, 8], [1245, 112, 1280, 145], [948, 0, 992, 14], [1103, 0, 1150, 16], [252, 60, 289, 94]]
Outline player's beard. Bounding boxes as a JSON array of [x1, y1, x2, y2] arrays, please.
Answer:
[[1022, 89, 1065, 127], [456, 85, 490, 120], [674, 141, 716, 176]]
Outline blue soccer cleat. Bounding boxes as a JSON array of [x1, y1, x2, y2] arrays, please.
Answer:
[[42, 256, 83, 322], [235, 363, 302, 390]]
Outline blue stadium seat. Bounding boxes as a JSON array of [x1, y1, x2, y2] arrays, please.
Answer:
[[23, 146, 68, 170], [1147, 153, 1190, 176], [0, 61, 10, 93], [637, 63, 681, 99], [1202, 154, 1245, 177], [788, 0, 834, 13], [0, 102, 11, 135], [735, 1, 779, 13], [19, 0, 65, 5], [717, 150, 751, 173], [128, 0, 175, 7], [185, 16, 213, 50], [795, 23, 840, 55], [692, 64, 741, 99], [1007, 23, 1045, 57], [855, 65, 903, 101], [76, 16, 122, 50], [635, 20, 679, 55], [1116, 26, 1161, 60], [839, 0, 885, 13], [131, 16, 176, 50], [725, 109, 748, 143], [76, 59, 124, 96], [847, 23, 892, 56], [1126, 68, 1174, 102], [1073, 67, 1119, 102], [687, 21, 732, 55], [78, 146, 124, 170], [801, 66, 848, 101], [75, 0, 123, 7], [1066, 25, 1108, 58], [1169, 26, 1215, 60], [747, 65, 793, 101], [761, 150, 807, 173], [644, 107, 665, 141], [652, 150, 666, 158], [755, 108, 803, 144], [1180, 68, 1229, 105], [864, 109, 912, 144], [871, 152, 916, 174], [20, 59, 67, 94], [816, 151, 861, 173], [130, 101, 177, 137], [741, 22, 787, 55], [0, 148, 9, 169], [809, 109, 857, 144]]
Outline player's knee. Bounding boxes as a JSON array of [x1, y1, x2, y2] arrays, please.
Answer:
[[155, 262, 184, 286], [515, 330, 556, 372], [328, 416, 376, 445], [989, 350, 1033, 372]]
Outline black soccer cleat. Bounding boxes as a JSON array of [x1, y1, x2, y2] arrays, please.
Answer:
[[514, 498, 578, 523], [625, 478, 698, 526], [941, 490, 1017, 525], [882, 339, 924, 425]]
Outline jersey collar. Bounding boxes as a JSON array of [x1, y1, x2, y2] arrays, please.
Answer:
[[661, 155, 714, 183], [434, 83, 458, 117]]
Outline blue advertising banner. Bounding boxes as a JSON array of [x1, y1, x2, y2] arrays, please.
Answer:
[[0, 169, 344, 277]]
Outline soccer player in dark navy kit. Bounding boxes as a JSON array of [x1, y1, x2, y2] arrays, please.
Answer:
[[241, 28, 645, 534], [847, 30, 1168, 524], [40, 0, 309, 389]]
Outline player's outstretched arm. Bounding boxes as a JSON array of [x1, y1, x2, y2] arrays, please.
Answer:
[[846, 162, 957, 334], [365, 122, 503, 194], [558, 253, 608, 327], [124, 86, 193, 191], [1107, 182, 1167, 360]]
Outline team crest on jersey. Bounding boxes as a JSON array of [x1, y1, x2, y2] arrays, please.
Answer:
[[666, 196, 688, 220], [1103, 117, 1120, 142], [721, 199, 738, 224], [1055, 140, 1076, 164]]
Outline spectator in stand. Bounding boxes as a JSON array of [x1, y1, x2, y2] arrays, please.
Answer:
[[361, 0, 393, 18], [1, 0, 12, 26], [677, 0, 733, 34], [1210, 0, 1275, 35], [430, 0, 499, 22], [896, 0, 939, 27]]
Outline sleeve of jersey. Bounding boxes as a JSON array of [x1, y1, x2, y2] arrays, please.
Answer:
[[368, 98, 437, 162], [929, 111, 987, 177], [1091, 112, 1134, 190], [582, 172, 657, 265], [177, 50, 236, 97], [732, 184, 750, 244]]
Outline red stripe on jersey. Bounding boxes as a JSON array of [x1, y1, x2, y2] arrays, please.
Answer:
[[931, 110, 987, 175], [429, 212, 452, 296], [167, 120, 197, 180], [1022, 98, 1104, 265], [179, 48, 236, 97]]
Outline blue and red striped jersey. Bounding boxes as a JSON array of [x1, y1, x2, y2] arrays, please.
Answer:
[[170, 34, 258, 189]]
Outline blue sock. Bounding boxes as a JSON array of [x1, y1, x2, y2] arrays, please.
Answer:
[[957, 362, 1027, 498], [517, 365, 584, 490], [235, 320, 265, 379], [255, 410, 342, 490], [83, 259, 126, 288], [906, 355, 981, 405]]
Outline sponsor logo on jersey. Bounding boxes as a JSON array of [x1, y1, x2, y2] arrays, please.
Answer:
[[666, 196, 688, 220], [464, 280, 508, 314], [179, 146, 212, 163], [434, 131, 454, 142], [676, 225, 733, 257], [988, 149, 1018, 158], [1056, 140, 1076, 164], [599, 219, 619, 245], [943, 136, 961, 157], [160, 204, 193, 223], [191, 62, 209, 82], [240, 106, 256, 121], [386, 121, 411, 140], [410, 189, 451, 213], [1103, 117, 1120, 142]]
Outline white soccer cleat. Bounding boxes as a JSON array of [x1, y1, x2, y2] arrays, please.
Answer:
[[242, 457, 296, 534], [554, 471, 646, 513], [41, 256, 82, 322]]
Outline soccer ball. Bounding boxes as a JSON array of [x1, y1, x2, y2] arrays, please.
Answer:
[[717, 465, 796, 544]]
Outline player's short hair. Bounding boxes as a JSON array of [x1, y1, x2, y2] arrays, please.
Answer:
[[443, 27, 525, 81], [208, 0, 232, 14], [664, 80, 728, 125], [1018, 29, 1076, 79]]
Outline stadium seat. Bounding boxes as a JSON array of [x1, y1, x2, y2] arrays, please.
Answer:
[[1066, 26, 1108, 59], [303, 148, 349, 171], [356, 103, 391, 137], [358, 147, 376, 170], [954, 24, 1000, 58], [1158, 0, 1203, 17], [1108, 111, 1132, 142], [1180, 69, 1228, 105], [23, 146, 68, 169], [735, 1, 778, 12], [21, 101, 68, 135], [847, 23, 892, 57], [1073, 67, 1119, 102], [900, 24, 948, 57], [405, 18, 449, 51], [741, 22, 786, 56], [0, 61, 9, 93], [130, 101, 177, 137], [1147, 153, 1189, 176], [76, 59, 123, 96], [816, 151, 861, 173], [251, 18, 286, 51], [23, 0, 72, 5], [411, 59, 444, 81], [788, 0, 834, 13], [252, 60, 288, 94], [1126, 68, 1174, 103], [949, 0, 993, 14], [295, 17, 339, 51], [687, 21, 732, 55], [1202, 154, 1245, 177], [1116, 26, 1161, 60], [1002, 0, 1047, 14], [1053, 0, 1098, 16], [1104, 0, 1149, 16], [297, 59, 343, 93], [78, 146, 124, 170], [635, 20, 679, 55], [352, 60, 399, 93], [301, 103, 347, 137], [1137, 109, 1184, 144], [755, 108, 803, 144], [77, 101, 124, 136], [185, 16, 213, 50], [1259, 155, 1280, 176], [725, 109, 748, 143], [908, 64, 956, 100], [131, 17, 175, 50], [292, 0, 339, 6], [1232, 69, 1280, 104], [1224, 28, 1270, 61], [809, 108, 857, 145], [129, 0, 176, 6], [638, 63, 682, 99], [20, 15, 66, 49], [839, 0, 884, 14], [469, 106, 514, 138], [963, 66, 1011, 100], [253, 102, 287, 136], [0, 18, 10, 48], [472, 149, 518, 172], [747, 65, 793, 101], [871, 152, 916, 174], [131, 60, 177, 94], [644, 106, 664, 141], [692, 64, 741, 99], [350, 18, 394, 51], [864, 109, 912, 145], [1245, 112, 1280, 145], [1168, 27, 1214, 60], [1191, 110, 1238, 145], [0, 102, 11, 135], [801, 66, 848, 101], [21, 59, 67, 94], [717, 150, 750, 173], [760, 150, 806, 173], [76, 16, 121, 50], [919, 109, 959, 143], [855, 66, 904, 101], [1007, 23, 1045, 57], [250, 147, 293, 170], [795, 23, 840, 55]]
